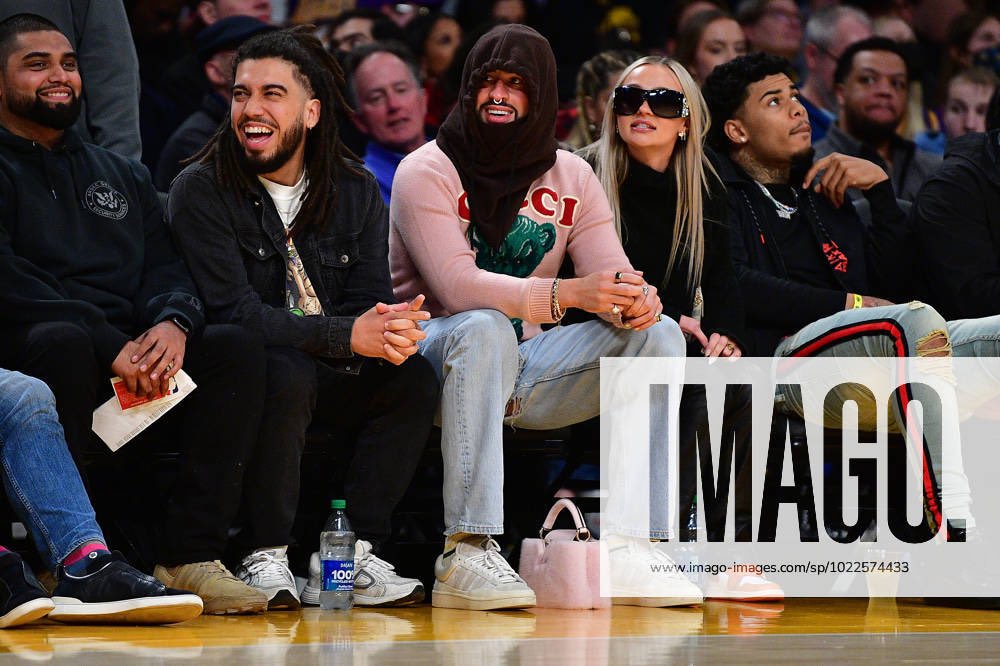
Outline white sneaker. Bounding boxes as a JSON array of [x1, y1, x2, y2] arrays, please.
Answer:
[[301, 541, 424, 607], [301, 553, 321, 606], [432, 536, 536, 611], [607, 536, 703, 607], [235, 547, 300, 611], [354, 540, 424, 606]]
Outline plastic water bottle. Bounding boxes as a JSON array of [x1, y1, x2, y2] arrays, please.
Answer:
[[320, 499, 355, 611]]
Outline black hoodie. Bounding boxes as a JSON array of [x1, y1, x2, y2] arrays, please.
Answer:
[[0, 126, 203, 368], [911, 129, 1000, 320]]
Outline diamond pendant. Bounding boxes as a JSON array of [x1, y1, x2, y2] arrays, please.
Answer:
[[777, 208, 792, 220]]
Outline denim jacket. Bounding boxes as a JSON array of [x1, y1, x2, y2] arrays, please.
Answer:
[[167, 160, 394, 373]]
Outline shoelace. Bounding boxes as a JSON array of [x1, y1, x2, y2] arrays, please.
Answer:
[[244, 551, 293, 586], [357, 550, 396, 578], [466, 538, 519, 583], [195, 560, 241, 583]]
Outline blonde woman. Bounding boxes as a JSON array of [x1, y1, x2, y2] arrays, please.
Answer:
[[581, 57, 783, 601], [580, 55, 743, 359]]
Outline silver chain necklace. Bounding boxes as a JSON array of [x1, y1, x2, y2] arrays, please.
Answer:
[[755, 181, 798, 220]]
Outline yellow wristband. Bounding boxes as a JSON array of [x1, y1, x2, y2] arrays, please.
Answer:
[[852, 294, 864, 309]]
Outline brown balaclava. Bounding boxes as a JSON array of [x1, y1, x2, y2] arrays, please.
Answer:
[[436, 23, 558, 250]]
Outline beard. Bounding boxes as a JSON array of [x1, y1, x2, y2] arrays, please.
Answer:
[[236, 116, 306, 175], [790, 146, 816, 187], [842, 104, 899, 145], [7, 88, 80, 130]]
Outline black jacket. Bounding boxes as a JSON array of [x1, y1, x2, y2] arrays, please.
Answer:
[[716, 153, 911, 355], [167, 160, 394, 369], [0, 126, 203, 369], [911, 130, 1000, 320]]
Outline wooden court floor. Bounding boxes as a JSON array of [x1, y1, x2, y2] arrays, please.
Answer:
[[1, 598, 1000, 663]]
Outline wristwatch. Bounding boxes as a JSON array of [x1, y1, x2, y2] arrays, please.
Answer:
[[168, 316, 191, 335]]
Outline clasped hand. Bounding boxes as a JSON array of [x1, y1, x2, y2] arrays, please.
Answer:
[[351, 294, 431, 365]]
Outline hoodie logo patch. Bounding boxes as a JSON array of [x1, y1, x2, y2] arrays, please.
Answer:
[[85, 181, 128, 220]]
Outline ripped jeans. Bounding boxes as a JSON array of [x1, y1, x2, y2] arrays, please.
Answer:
[[417, 310, 686, 539], [775, 302, 1000, 529]]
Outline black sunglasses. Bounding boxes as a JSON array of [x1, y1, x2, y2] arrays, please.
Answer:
[[612, 86, 689, 119]]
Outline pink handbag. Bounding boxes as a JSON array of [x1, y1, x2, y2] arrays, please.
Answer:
[[518, 498, 610, 609]]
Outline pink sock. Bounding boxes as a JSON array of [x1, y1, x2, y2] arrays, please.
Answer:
[[63, 541, 109, 568]]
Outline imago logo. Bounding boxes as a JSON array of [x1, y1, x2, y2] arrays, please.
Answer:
[[85, 181, 129, 220]]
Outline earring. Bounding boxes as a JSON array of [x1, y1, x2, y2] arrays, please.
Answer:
[[678, 130, 688, 142]]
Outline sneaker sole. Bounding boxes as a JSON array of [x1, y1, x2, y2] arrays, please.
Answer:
[[432, 586, 536, 611], [267, 589, 301, 611], [705, 591, 784, 602], [202, 596, 268, 615], [356, 585, 425, 607], [613, 595, 703, 608], [301, 585, 319, 606], [49, 594, 204, 624], [0, 598, 55, 628]]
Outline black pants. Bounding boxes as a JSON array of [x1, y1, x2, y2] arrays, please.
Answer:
[[0, 321, 267, 565], [239, 347, 439, 549]]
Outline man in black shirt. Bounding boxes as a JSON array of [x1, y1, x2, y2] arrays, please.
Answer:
[[703, 53, 1000, 579]]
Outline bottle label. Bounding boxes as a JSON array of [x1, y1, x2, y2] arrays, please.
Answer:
[[322, 558, 354, 592]]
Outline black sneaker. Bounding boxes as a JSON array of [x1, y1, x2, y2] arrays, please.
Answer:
[[0, 553, 54, 628], [49, 551, 203, 624]]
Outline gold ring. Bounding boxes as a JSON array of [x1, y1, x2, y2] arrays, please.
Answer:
[[655, 314, 662, 322], [725, 343, 735, 353], [614, 271, 623, 282], [611, 304, 621, 315]]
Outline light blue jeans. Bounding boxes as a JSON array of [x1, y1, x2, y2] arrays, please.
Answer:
[[417, 310, 686, 539], [0, 370, 104, 569], [775, 303, 1000, 529]]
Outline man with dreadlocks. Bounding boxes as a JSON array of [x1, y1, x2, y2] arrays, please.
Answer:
[[168, 27, 437, 611], [390, 24, 694, 611]]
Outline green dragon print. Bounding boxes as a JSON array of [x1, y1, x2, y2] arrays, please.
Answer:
[[471, 214, 557, 340]]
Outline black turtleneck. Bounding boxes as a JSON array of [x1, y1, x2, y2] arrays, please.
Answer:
[[617, 156, 745, 349]]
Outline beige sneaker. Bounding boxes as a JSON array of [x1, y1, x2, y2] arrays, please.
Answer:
[[153, 560, 267, 615]]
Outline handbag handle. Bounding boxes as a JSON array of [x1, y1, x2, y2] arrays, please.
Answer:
[[539, 498, 591, 542]]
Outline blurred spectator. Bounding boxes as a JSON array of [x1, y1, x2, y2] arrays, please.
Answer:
[[815, 37, 941, 202], [152, 0, 276, 170], [365, 1, 438, 28], [917, 66, 1000, 154], [195, 0, 272, 24], [800, 6, 873, 143], [947, 8, 1000, 70], [405, 12, 461, 129], [491, 0, 527, 24], [0, 4, 141, 160], [941, 67, 1000, 138], [910, 0, 972, 109], [154, 15, 273, 190], [345, 41, 428, 203], [675, 9, 748, 85], [565, 50, 639, 150], [872, 15, 915, 43], [736, 0, 803, 63], [327, 8, 405, 53], [664, 0, 726, 54], [987, 84, 1000, 131]]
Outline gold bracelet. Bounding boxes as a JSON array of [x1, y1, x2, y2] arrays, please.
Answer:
[[852, 293, 864, 309], [551, 278, 565, 321]]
